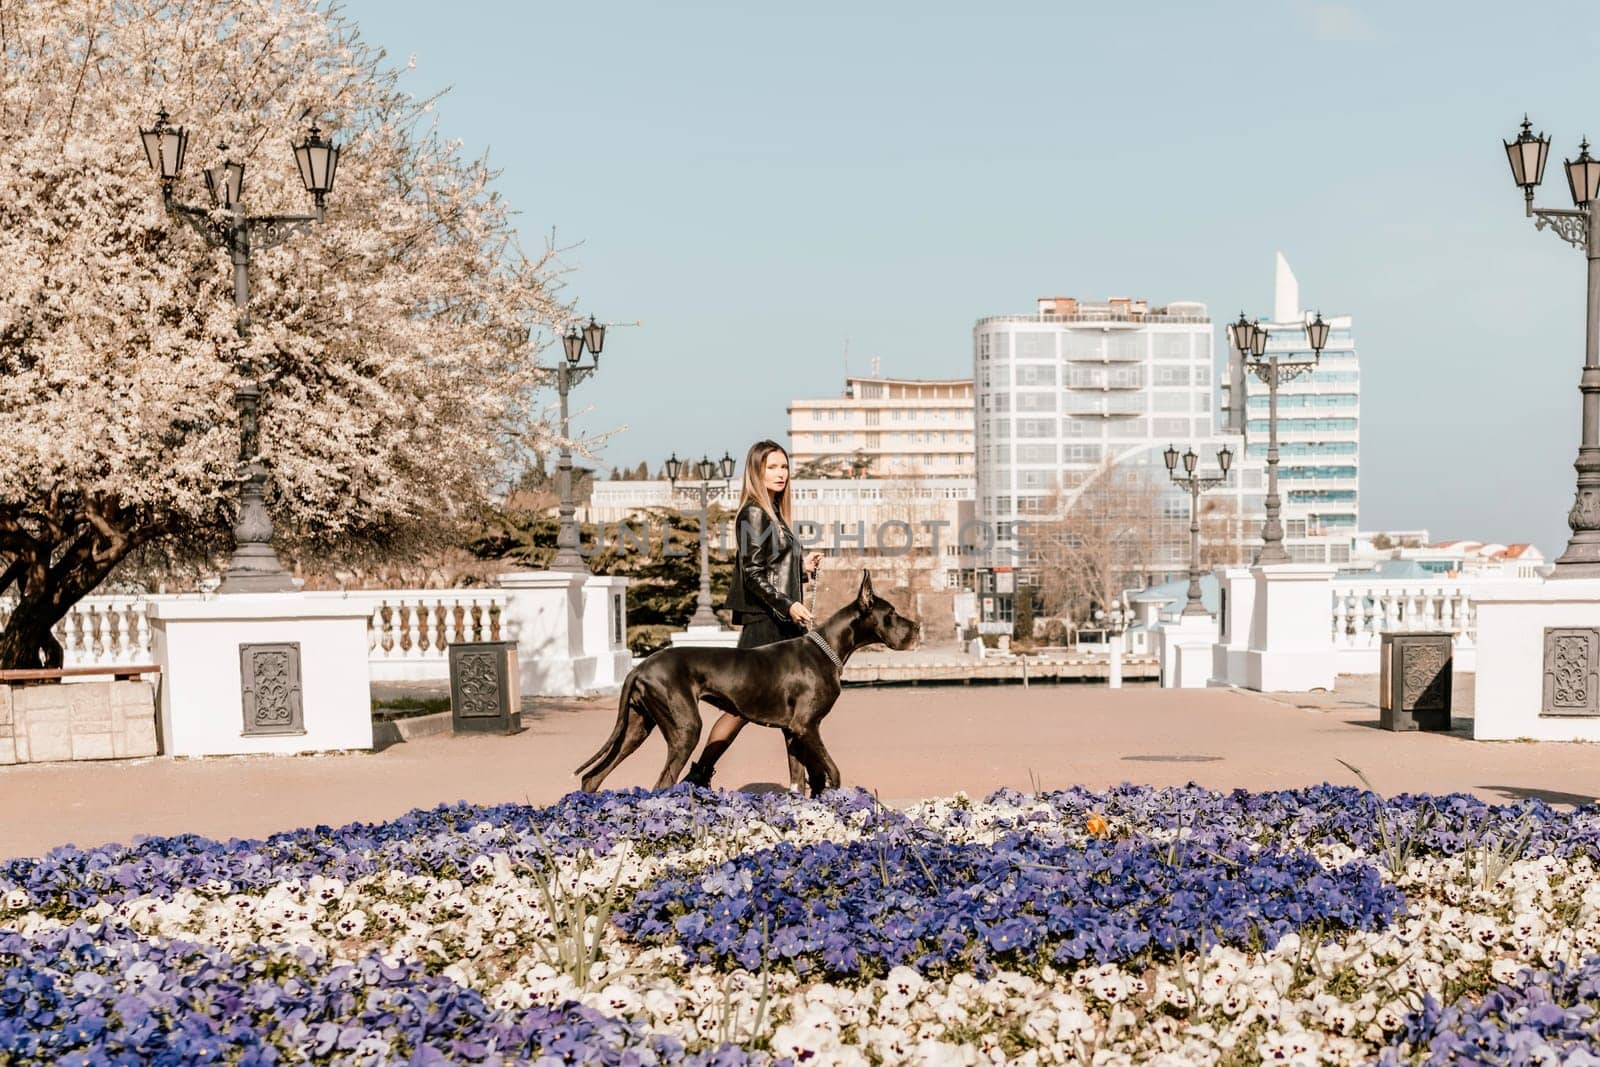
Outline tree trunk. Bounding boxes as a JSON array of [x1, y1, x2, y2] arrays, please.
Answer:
[[0, 553, 132, 670], [0, 502, 148, 671], [0, 601, 65, 670]]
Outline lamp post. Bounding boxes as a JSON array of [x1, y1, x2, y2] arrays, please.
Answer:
[[544, 315, 608, 573], [1230, 310, 1330, 565], [1164, 443, 1235, 615], [666, 451, 736, 629], [1093, 600, 1128, 689], [139, 109, 340, 593], [1503, 116, 1600, 576]]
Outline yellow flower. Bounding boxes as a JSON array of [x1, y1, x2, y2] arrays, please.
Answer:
[[1085, 812, 1109, 838]]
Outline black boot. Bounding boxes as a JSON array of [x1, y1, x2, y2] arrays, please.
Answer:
[[684, 757, 717, 789]]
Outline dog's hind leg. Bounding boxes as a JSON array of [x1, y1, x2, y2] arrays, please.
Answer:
[[575, 702, 629, 781], [576, 668, 648, 782], [580, 709, 654, 793], [653, 695, 703, 790]]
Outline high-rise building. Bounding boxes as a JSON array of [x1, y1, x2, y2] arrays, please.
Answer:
[[1223, 254, 1360, 564], [972, 296, 1260, 619], [788, 374, 974, 479]]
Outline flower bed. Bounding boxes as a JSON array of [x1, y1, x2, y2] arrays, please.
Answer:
[[2, 783, 1599, 1065]]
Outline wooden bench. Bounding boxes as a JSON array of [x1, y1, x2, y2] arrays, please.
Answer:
[[0, 665, 161, 685]]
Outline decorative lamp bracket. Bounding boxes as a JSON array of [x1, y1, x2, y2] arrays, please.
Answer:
[[1534, 207, 1590, 250]]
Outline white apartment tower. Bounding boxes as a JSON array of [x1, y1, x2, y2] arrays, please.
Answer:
[[1223, 254, 1361, 564], [972, 296, 1258, 612], [788, 374, 974, 478]]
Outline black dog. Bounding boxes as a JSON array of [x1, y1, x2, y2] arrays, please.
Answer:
[[575, 571, 920, 795]]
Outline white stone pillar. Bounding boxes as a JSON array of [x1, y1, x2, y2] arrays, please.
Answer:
[[1474, 577, 1600, 740], [582, 575, 636, 688], [1211, 567, 1257, 688], [497, 570, 593, 696], [1158, 612, 1221, 689], [148, 595, 372, 757], [1243, 563, 1339, 692]]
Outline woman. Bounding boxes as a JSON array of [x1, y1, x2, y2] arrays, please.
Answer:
[[683, 439, 822, 788]]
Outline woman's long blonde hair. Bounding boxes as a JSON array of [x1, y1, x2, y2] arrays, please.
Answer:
[[736, 439, 794, 527]]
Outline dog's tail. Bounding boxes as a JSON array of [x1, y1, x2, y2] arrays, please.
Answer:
[[574, 667, 639, 778]]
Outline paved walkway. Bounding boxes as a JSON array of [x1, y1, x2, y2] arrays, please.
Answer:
[[2, 675, 1595, 860]]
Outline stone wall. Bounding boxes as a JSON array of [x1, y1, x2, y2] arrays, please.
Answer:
[[0, 681, 159, 764]]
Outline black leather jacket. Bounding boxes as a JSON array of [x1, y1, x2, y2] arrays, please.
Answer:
[[725, 503, 803, 622]]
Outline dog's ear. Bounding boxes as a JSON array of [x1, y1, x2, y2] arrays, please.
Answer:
[[856, 569, 874, 610]]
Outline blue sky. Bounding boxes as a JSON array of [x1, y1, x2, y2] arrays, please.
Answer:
[[341, 0, 1600, 557]]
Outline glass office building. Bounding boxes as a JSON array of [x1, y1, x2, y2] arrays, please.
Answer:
[[1223, 254, 1360, 564]]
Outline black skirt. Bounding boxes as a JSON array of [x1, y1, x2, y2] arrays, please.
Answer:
[[736, 612, 804, 649]]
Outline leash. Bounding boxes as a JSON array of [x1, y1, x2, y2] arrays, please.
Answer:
[[800, 556, 843, 675]]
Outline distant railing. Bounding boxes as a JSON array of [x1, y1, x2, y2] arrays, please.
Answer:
[[975, 313, 1212, 326], [1330, 578, 1479, 652], [0, 589, 510, 681]]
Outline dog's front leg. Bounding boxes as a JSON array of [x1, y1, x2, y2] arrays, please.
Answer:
[[782, 730, 810, 796], [791, 729, 841, 794]]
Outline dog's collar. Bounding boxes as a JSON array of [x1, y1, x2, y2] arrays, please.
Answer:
[[805, 628, 845, 677]]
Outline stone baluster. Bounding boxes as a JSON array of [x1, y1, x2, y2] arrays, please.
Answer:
[[415, 600, 433, 657], [378, 601, 397, 659], [404, 602, 422, 658], [433, 601, 448, 653], [83, 604, 99, 663], [62, 610, 82, 664], [131, 603, 153, 664], [106, 601, 127, 665], [413, 600, 431, 657]]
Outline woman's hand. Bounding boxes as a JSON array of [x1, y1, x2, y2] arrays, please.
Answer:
[[789, 601, 815, 628], [804, 551, 823, 576]]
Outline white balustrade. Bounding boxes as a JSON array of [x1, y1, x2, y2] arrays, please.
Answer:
[[0, 589, 510, 682], [1328, 578, 1483, 673]]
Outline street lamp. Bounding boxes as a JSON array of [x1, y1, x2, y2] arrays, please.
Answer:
[[1231, 309, 1329, 565], [1164, 443, 1234, 615], [1502, 115, 1600, 576], [545, 314, 607, 572], [1093, 598, 1129, 689], [667, 451, 736, 629], [139, 109, 340, 593]]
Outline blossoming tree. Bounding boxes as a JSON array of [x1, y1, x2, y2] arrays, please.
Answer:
[[0, 0, 568, 667]]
